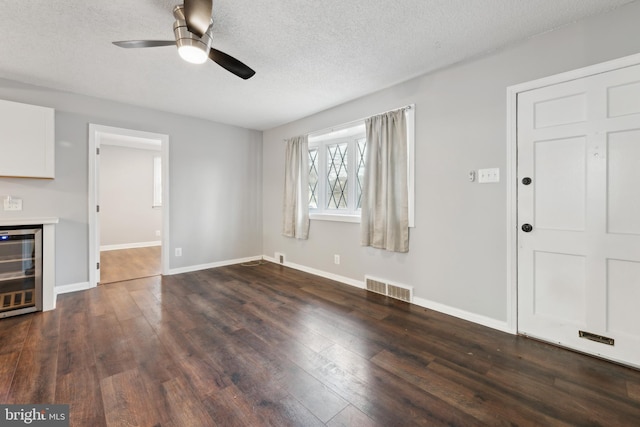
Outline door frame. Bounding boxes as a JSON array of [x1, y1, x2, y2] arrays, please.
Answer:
[[88, 124, 170, 287], [506, 52, 640, 334]]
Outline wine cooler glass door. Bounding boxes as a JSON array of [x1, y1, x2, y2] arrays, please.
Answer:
[[0, 228, 42, 318]]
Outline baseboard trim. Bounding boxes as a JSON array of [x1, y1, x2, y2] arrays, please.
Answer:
[[412, 296, 511, 333], [262, 255, 365, 289], [100, 241, 161, 251], [262, 255, 511, 334], [61, 254, 510, 334], [55, 281, 92, 296], [168, 255, 263, 275]]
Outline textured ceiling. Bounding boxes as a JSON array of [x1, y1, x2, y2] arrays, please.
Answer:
[[0, 0, 634, 130]]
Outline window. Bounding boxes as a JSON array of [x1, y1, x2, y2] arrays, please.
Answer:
[[308, 124, 366, 221], [308, 105, 415, 225]]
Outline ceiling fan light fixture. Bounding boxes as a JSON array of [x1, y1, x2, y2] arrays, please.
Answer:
[[177, 41, 208, 64], [173, 16, 213, 65], [113, 2, 255, 79]]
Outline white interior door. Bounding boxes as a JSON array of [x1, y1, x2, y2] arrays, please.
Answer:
[[517, 63, 640, 368]]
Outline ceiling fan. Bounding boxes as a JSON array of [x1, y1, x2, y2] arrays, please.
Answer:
[[113, 0, 255, 80]]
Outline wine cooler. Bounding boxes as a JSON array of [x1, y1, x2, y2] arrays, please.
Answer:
[[0, 226, 42, 318]]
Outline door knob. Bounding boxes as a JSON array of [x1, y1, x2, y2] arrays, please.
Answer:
[[522, 177, 532, 185], [521, 224, 533, 232]]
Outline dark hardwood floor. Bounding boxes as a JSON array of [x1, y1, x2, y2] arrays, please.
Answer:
[[1, 261, 640, 426], [100, 246, 161, 284]]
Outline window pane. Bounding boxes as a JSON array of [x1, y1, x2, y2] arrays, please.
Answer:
[[356, 137, 367, 209], [308, 148, 318, 209], [326, 143, 348, 209]]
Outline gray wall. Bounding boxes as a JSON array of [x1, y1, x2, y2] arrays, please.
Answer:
[[99, 145, 162, 247], [261, 1, 640, 324], [0, 81, 262, 287]]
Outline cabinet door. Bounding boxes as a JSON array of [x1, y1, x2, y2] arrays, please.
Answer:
[[0, 99, 54, 178]]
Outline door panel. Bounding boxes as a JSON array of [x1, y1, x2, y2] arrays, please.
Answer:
[[607, 80, 640, 117], [534, 136, 586, 231], [518, 63, 640, 368], [533, 251, 586, 323], [607, 259, 640, 336], [608, 129, 640, 235], [533, 92, 587, 128]]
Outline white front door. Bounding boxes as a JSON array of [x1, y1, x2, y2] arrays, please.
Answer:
[[517, 62, 640, 368]]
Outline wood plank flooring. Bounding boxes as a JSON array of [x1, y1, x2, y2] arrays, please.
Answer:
[[1, 262, 640, 426], [99, 246, 161, 284]]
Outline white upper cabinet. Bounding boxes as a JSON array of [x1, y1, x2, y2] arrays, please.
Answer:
[[0, 99, 55, 178]]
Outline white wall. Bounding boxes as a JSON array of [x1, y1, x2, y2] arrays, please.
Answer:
[[261, 1, 640, 327], [100, 145, 162, 247], [0, 81, 262, 287]]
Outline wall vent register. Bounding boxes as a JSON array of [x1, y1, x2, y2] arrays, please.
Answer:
[[365, 276, 413, 303], [0, 226, 42, 318]]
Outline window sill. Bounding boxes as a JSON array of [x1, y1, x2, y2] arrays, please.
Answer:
[[309, 213, 360, 223]]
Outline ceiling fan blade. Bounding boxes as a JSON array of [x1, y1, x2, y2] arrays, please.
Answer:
[[209, 48, 256, 80], [113, 40, 176, 48], [184, 0, 212, 37]]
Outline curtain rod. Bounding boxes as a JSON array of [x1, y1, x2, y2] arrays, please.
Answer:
[[283, 104, 413, 142]]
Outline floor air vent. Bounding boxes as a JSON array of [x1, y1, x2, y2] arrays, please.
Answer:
[[365, 276, 413, 303], [365, 277, 387, 295], [387, 283, 412, 303]]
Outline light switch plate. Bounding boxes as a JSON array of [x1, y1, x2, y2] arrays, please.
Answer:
[[478, 168, 500, 184], [4, 197, 23, 211]]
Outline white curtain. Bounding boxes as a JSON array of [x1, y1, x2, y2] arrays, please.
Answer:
[[282, 135, 310, 239], [361, 109, 409, 252]]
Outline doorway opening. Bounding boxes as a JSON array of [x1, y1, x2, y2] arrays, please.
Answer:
[[88, 125, 170, 287]]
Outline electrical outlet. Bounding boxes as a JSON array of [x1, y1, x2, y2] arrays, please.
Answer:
[[334, 254, 340, 265], [175, 248, 182, 257], [3, 196, 22, 211], [155, 230, 161, 237]]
